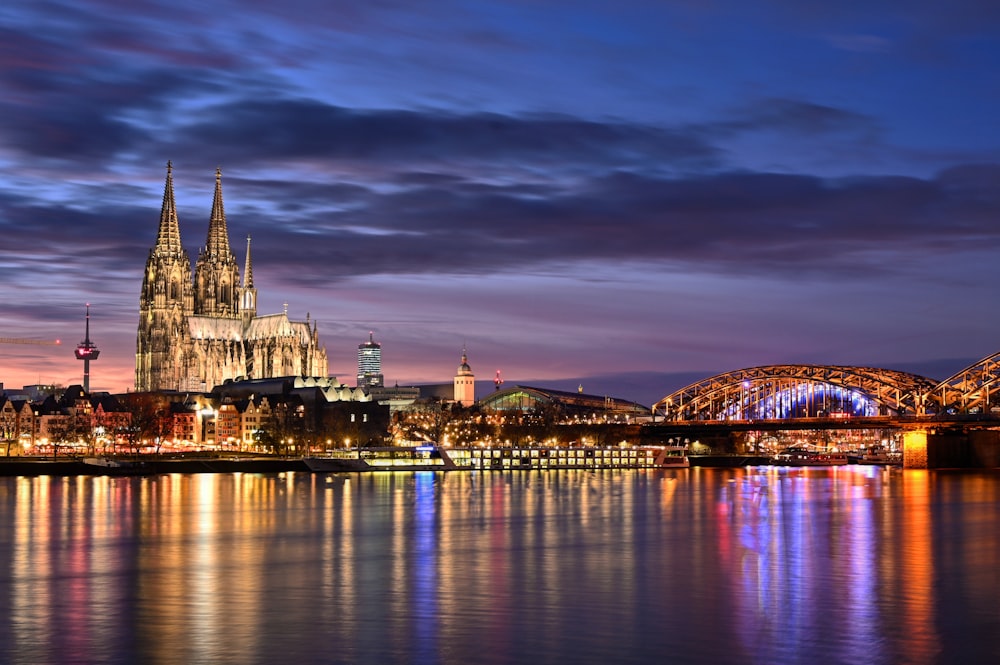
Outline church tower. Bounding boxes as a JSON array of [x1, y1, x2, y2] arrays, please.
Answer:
[[136, 161, 195, 392], [137, 163, 328, 393], [193, 168, 241, 318], [454, 347, 475, 406], [240, 235, 257, 325]]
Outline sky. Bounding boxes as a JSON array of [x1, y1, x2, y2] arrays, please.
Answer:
[[2, 0, 1000, 406]]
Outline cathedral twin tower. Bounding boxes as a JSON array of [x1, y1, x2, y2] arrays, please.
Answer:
[[136, 163, 328, 392]]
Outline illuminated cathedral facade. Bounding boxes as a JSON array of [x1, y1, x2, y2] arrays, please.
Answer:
[[136, 163, 328, 392]]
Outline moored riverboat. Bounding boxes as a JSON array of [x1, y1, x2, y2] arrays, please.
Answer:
[[446, 445, 689, 470], [772, 448, 849, 466], [304, 444, 689, 472], [304, 445, 453, 472], [847, 448, 902, 465], [81, 457, 154, 475]]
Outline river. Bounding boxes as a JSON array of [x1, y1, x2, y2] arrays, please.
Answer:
[[1, 466, 998, 664]]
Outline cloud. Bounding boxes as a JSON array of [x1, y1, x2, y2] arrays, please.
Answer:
[[164, 101, 720, 171], [717, 98, 881, 140], [138, 163, 1000, 285], [4, 149, 1000, 296], [826, 34, 891, 53]]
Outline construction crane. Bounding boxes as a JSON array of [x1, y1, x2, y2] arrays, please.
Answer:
[[0, 338, 61, 345]]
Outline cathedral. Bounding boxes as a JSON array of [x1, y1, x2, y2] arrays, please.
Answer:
[[136, 163, 328, 392]]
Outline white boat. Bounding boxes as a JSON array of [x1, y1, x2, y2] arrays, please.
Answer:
[[772, 448, 849, 466], [81, 457, 153, 474], [304, 445, 454, 472], [657, 446, 692, 468], [446, 444, 688, 470], [304, 445, 689, 472], [848, 449, 902, 465]]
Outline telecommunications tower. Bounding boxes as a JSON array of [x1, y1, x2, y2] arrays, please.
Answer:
[[74, 304, 100, 392]]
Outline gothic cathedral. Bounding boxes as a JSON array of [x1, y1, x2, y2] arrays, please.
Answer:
[[136, 163, 328, 392]]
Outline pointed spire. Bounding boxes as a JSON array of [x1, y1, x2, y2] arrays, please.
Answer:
[[206, 167, 232, 257], [243, 235, 254, 288], [155, 161, 183, 254]]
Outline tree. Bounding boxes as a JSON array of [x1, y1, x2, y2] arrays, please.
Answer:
[[1, 419, 16, 457], [45, 415, 76, 459], [259, 396, 306, 455], [116, 393, 173, 457]]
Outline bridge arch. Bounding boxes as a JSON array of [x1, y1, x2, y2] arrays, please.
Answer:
[[653, 364, 938, 422], [922, 352, 1000, 416]]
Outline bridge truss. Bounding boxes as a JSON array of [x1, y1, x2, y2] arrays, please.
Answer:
[[922, 352, 1000, 416], [653, 364, 940, 422]]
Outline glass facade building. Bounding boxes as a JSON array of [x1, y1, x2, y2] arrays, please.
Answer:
[[357, 332, 384, 388]]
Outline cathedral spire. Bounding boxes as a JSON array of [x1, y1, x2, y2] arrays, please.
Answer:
[[139, 161, 195, 392], [194, 167, 240, 318], [239, 234, 258, 323], [155, 161, 183, 254], [205, 167, 232, 257], [243, 235, 254, 288]]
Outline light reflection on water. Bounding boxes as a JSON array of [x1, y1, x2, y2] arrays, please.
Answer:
[[1, 467, 999, 664]]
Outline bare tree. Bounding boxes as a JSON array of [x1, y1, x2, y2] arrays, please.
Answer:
[[259, 397, 306, 455], [116, 393, 173, 457], [45, 415, 83, 459]]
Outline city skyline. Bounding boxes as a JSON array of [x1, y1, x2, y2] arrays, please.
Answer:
[[2, 1, 1000, 406]]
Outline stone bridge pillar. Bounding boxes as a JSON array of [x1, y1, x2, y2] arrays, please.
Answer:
[[905, 428, 1000, 469], [902, 430, 928, 469]]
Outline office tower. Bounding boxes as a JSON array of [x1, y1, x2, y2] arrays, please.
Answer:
[[357, 332, 384, 388]]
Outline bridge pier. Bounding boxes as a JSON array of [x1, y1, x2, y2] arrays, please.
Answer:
[[643, 420, 1000, 469], [902, 430, 928, 469], [903, 428, 1000, 469]]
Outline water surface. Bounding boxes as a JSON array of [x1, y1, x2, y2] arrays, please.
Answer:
[[1, 467, 999, 664]]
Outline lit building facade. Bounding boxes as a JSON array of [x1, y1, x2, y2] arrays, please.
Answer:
[[479, 385, 651, 420], [357, 332, 384, 388], [136, 163, 328, 392], [453, 348, 475, 406]]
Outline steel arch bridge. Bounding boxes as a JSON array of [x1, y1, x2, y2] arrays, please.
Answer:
[[922, 351, 1000, 416], [652, 364, 948, 422]]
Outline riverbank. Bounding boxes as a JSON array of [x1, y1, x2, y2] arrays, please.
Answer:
[[1, 454, 777, 476], [0, 455, 309, 476]]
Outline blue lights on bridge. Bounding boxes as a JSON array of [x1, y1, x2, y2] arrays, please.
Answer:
[[656, 357, 1000, 422], [724, 383, 876, 420]]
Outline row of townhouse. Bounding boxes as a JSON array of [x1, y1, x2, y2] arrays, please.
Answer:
[[2, 376, 391, 455], [0, 385, 130, 454]]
